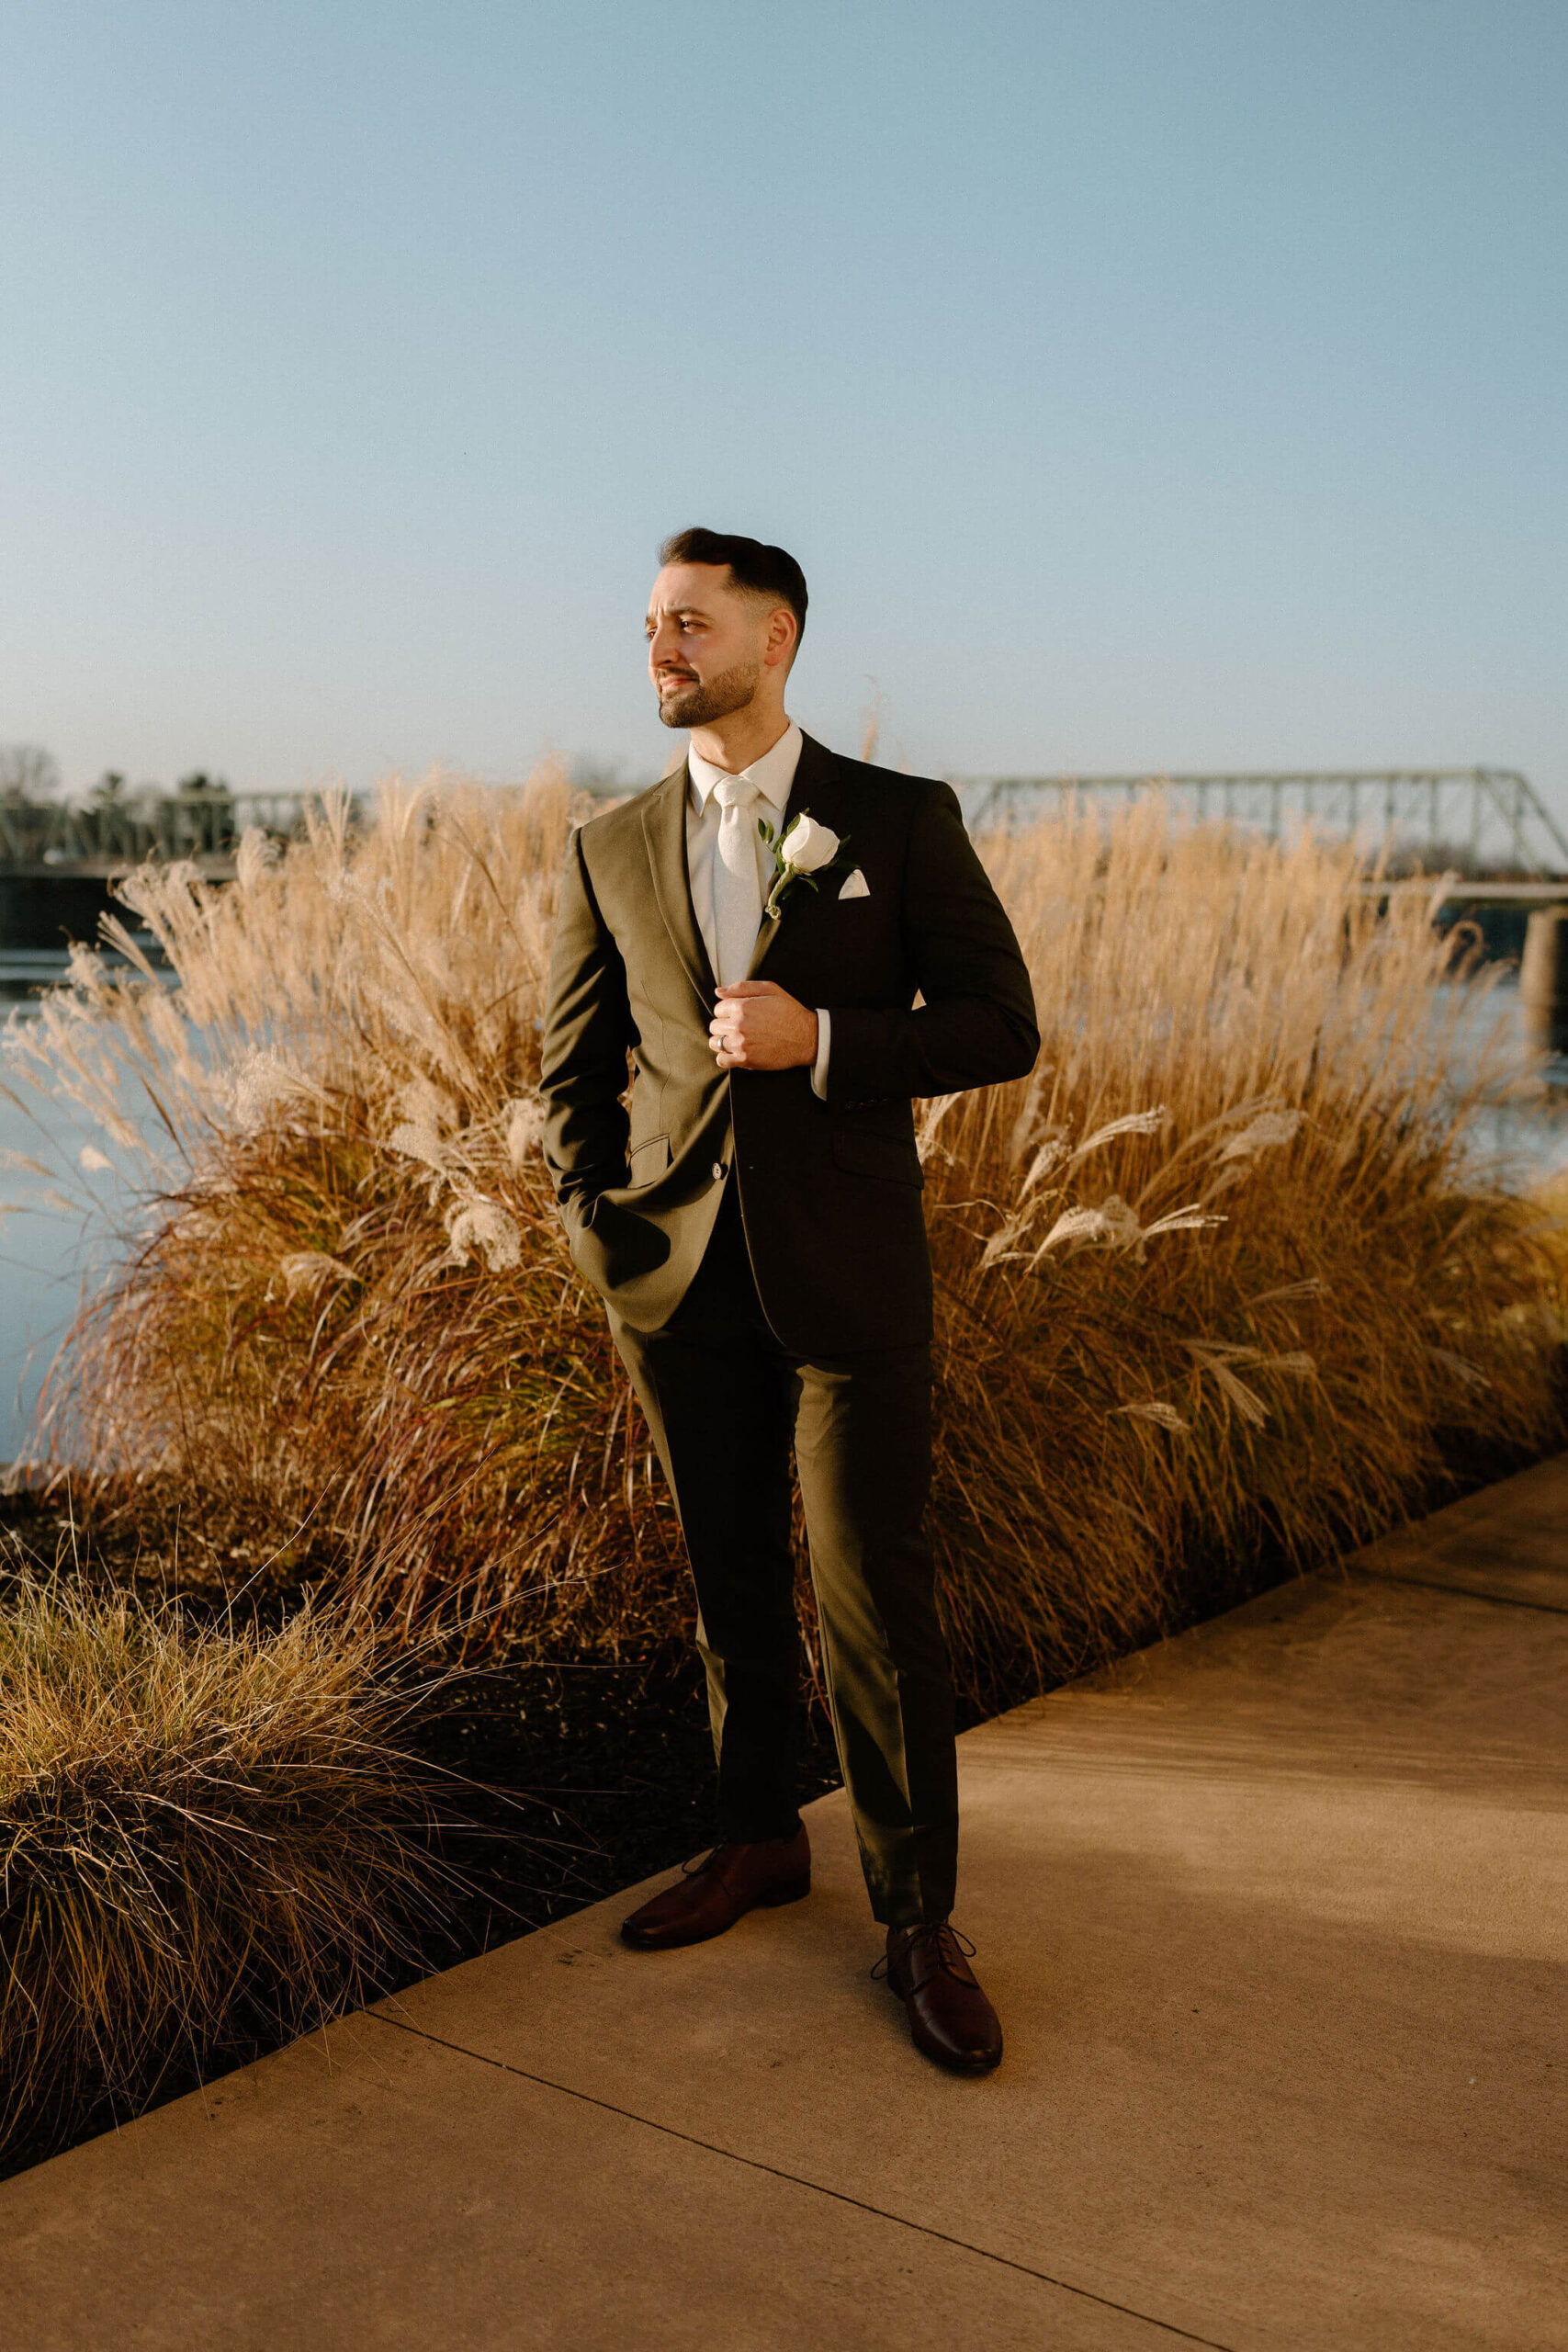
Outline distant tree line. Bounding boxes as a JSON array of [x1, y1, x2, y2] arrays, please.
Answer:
[[0, 744, 238, 864], [0, 742, 231, 812]]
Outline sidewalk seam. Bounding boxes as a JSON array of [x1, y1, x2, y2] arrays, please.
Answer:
[[365, 2008, 1237, 2351], [1352, 1567, 1568, 1616]]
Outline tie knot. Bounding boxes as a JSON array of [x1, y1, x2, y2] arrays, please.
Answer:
[[713, 775, 760, 812]]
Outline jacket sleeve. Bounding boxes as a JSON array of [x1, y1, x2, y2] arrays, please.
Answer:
[[823, 782, 1039, 1109], [538, 823, 633, 1227]]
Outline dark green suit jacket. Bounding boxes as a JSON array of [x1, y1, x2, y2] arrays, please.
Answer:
[[539, 732, 1039, 1353]]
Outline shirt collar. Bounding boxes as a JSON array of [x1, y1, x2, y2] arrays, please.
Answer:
[[687, 719, 803, 818]]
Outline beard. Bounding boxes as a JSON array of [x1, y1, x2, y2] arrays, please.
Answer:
[[655, 658, 761, 729]]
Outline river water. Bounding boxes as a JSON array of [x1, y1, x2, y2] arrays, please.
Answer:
[[3, 950, 1566, 1467]]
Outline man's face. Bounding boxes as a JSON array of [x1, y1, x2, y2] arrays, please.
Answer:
[[646, 562, 781, 729]]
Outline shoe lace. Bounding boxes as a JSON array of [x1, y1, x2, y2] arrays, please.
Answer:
[[871, 1921, 977, 1981]]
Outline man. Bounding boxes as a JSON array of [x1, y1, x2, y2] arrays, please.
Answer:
[[539, 528, 1039, 2074]]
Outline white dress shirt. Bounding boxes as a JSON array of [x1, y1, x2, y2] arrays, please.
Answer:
[[686, 719, 831, 1101]]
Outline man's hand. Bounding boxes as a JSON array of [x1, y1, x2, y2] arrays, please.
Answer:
[[709, 981, 818, 1072]]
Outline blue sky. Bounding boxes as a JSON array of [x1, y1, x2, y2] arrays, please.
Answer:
[[2, 1, 1564, 817]]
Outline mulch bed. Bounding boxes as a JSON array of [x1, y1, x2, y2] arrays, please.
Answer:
[[398, 1646, 851, 1954]]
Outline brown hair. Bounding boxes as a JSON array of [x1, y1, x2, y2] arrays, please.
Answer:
[[659, 527, 808, 640]]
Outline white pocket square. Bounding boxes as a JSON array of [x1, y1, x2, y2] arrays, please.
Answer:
[[838, 867, 870, 899]]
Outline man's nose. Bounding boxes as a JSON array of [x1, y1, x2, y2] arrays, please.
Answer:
[[649, 619, 683, 669]]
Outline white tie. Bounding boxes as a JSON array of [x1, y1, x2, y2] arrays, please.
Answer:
[[711, 775, 762, 985]]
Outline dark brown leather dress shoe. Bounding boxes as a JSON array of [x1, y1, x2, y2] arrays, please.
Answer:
[[620, 1827, 811, 1951], [881, 1922, 1003, 2075]]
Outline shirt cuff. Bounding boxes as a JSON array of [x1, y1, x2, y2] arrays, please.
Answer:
[[810, 1007, 831, 1101]]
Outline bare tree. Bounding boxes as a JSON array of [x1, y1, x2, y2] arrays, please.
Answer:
[[0, 744, 62, 806]]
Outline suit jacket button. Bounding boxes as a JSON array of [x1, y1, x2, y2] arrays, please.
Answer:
[[711, 1160, 726, 1181]]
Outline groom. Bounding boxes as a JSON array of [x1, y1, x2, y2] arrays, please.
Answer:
[[539, 528, 1038, 2073]]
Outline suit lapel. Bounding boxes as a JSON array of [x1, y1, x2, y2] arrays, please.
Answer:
[[746, 731, 851, 982], [641, 763, 715, 1010]]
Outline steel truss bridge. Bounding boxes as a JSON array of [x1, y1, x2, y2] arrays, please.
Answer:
[[957, 768, 1568, 876]]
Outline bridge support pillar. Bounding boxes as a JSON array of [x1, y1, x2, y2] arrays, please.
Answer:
[[1520, 907, 1568, 1057]]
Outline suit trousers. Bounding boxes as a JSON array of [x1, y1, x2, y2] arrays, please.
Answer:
[[606, 1177, 959, 1928]]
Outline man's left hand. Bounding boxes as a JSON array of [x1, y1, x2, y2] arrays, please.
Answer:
[[709, 981, 818, 1072]]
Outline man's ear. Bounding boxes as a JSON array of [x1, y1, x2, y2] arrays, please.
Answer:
[[763, 604, 800, 672]]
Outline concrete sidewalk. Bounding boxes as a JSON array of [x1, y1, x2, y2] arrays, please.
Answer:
[[4, 1460, 1565, 2351]]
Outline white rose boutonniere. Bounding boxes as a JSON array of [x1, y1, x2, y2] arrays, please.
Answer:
[[757, 809, 851, 921]]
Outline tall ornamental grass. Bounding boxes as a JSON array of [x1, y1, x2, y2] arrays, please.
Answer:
[[0, 1567, 457, 2158], [4, 772, 1562, 1698]]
